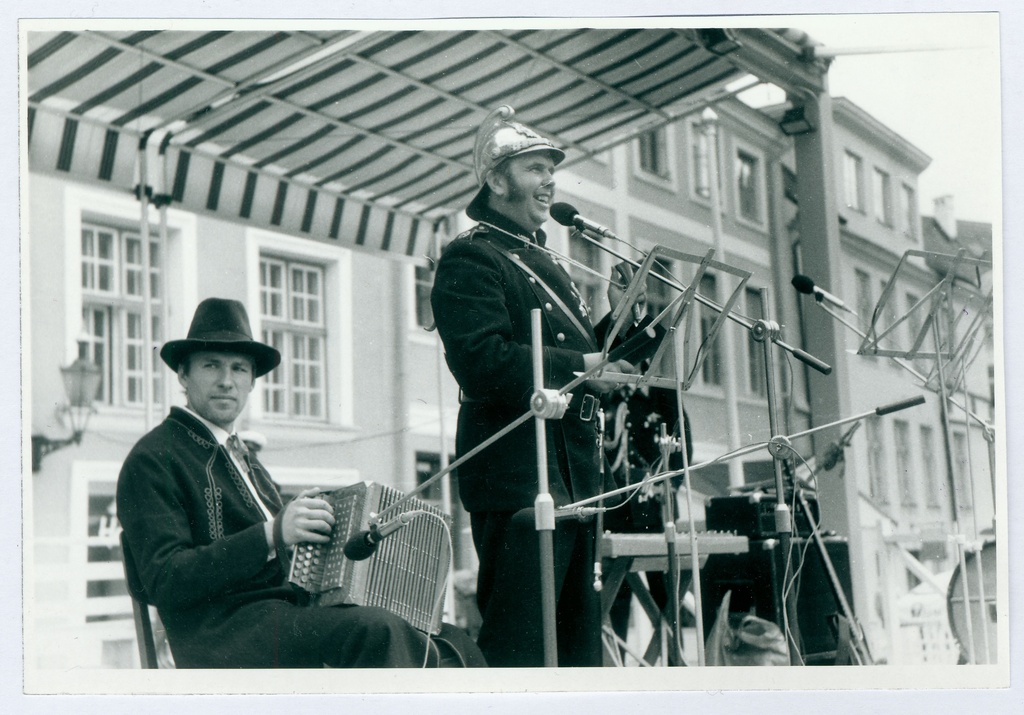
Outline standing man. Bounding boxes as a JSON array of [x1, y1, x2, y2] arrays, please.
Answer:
[[117, 297, 484, 668], [431, 106, 633, 667]]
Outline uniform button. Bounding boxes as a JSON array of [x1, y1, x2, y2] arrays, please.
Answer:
[[529, 277, 537, 284], [557, 333, 566, 342], [545, 303, 553, 311]]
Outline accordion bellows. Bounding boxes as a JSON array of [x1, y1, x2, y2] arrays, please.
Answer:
[[289, 481, 452, 634]]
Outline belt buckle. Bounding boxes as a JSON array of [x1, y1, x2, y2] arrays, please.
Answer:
[[579, 394, 597, 422]]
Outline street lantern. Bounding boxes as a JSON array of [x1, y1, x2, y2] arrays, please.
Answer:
[[32, 354, 101, 472]]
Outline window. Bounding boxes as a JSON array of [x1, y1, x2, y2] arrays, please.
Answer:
[[697, 272, 722, 386], [414, 263, 435, 329], [881, 278, 901, 369], [646, 259, 674, 320], [919, 425, 941, 508], [415, 451, 471, 572], [899, 183, 917, 238], [260, 257, 327, 420], [568, 234, 603, 320], [735, 149, 762, 223], [872, 168, 892, 225], [951, 432, 973, 510], [690, 123, 712, 199], [745, 287, 766, 396], [638, 127, 670, 178], [854, 269, 874, 334], [866, 417, 889, 503], [905, 291, 927, 369], [894, 420, 915, 506], [843, 151, 864, 211], [80, 223, 163, 407]]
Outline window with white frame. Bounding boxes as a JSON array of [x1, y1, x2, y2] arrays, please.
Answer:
[[638, 127, 670, 179], [735, 149, 763, 224], [414, 263, 435, 329], [80, 222, 163, 408], [866, 417, 889, 503], [697, 272, 722, 386], [415, 451, 471, 572], [260, 256, 327, 420], [905, 291, 927, 370], [568, 234, 604, 320], [744, 286, 766, 396], [843, 151, 864, 212], [872, 167, 893, 225], [645, 258, 674, 322], [919, 425, 941, 508], [854, 268, 874, 335], [690, 122, 712, 200], [881, 278, 901, 370], [894, 419, 915, 506], [899, 182, 917, 238], [951, 431, 973, 510]]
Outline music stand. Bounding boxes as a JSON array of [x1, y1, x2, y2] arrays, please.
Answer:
[[858, 248, 995, 665], [564, 247, 838, 666]]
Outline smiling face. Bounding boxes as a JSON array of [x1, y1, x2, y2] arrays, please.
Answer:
[[486, 151, 557, 233], [178, 350, 255, 431]]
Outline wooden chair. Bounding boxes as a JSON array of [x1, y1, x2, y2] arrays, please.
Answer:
[[119, 532, 159, 669]]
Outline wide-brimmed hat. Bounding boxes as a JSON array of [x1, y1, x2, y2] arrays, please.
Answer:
[[467, 105, 565, 220], [160, 298, 280, 377]]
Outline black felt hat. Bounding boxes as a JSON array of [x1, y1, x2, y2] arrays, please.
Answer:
[[160, 298, 280, 377]]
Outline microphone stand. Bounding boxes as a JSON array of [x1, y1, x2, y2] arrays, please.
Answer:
[[530, 308, 560, 667], [657, 423, 684, 665], [750, 287, 803, 664]]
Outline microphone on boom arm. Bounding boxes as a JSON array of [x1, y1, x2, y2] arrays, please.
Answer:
[[342, 510, 430, 561], [791, 274, 857, 315], [550, 202, 620, 240]]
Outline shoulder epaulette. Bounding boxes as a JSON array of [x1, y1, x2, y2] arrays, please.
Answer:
[[456, 223, 489, 241]]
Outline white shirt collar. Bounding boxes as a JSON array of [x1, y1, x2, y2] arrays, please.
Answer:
[[183, 405, 234, 446]]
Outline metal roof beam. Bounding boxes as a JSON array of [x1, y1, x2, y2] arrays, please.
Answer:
[[80, 30, 475, 175], [484, 29, 673, 121]]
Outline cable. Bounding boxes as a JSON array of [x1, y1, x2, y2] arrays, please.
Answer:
[[420, 510, 455, 668]]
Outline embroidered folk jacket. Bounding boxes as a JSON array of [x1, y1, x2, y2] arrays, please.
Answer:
[[116, 407, 297, 666]]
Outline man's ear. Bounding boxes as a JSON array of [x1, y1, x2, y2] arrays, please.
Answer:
[[177, 363, 188, 389], [485, 169, 507, 199]]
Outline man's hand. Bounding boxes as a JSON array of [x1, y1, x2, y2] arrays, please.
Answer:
[[582, 352, 636, 394], [278, 487, 336, 547], [607, 262, 646, 335]]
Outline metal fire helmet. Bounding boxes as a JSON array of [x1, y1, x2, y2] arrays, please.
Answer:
[[468, 105, 565, 218], [473, 105, 565, 186]]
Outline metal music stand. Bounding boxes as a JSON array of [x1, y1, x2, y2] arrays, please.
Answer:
[[858, 248, 995, 665], [565, 248, 839, 666], [595, 244, 751, 665]]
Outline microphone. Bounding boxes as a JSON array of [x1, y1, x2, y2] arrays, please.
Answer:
[[342, 510, 428, 561], [874, 394, 926, 416], [791, 274, 857, 315], [550, 202, 619, 239]]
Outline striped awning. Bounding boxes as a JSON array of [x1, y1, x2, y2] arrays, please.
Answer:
[[26, 26, 824, 257]]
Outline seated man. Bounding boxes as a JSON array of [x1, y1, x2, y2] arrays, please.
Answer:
[[117, 297, 485, 668]]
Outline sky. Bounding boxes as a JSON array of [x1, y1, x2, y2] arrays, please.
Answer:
[[746, 13, 1002, 226]]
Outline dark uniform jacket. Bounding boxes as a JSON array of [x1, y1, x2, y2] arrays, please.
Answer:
[[116, 407, 299, 667], [430, 207, 602, 513]]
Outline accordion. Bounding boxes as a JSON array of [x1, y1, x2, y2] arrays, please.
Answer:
[[288, 481, 452, 634]]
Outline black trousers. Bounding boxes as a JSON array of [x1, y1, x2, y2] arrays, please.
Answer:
[[471, 509, 601, 667], [171, 602, 486, 668]]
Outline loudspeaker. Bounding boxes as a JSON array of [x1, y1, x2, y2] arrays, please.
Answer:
[[700, 536, 853, 664]]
